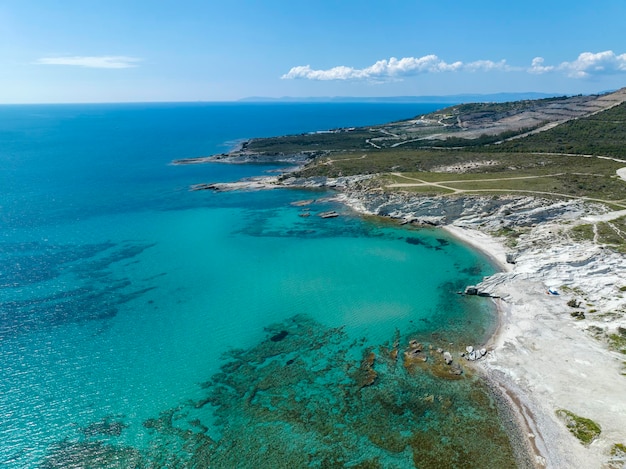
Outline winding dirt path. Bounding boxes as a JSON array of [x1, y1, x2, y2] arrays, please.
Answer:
[[385, 172, 626, 209], [322, 154, 368, 165]]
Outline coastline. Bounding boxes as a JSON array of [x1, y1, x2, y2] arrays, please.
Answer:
[[336, 193, 559, 467], [440, 222, 626, 468], [442, 225, 512, 272], [334, 188, 626, 468], [442, 226, 555, 467], [180, 144, 626, 467]]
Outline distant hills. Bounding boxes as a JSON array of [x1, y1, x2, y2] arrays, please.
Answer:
[[238, 92, 566, 104]]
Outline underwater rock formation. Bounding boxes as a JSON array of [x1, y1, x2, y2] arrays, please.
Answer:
[[42, 315, 523, 468]]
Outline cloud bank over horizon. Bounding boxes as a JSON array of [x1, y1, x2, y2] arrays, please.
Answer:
[[283, 51, 626, 82], [35, 56, 141, 69], [530, 51, 626, 78]]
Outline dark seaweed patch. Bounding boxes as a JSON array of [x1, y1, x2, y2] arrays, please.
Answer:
[[436, 238, 450, 247], [44, 315, 521, 468], [405, 237, 425, 246], [0, 241, 116, 288], [81, 417, 128, 437], [0, 241, 156, 338], [270, 330, 288, 342]]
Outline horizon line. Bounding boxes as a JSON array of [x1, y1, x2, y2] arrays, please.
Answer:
[[0, 89, 613, 106]]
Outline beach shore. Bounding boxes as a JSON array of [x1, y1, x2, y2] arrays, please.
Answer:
[[188, 169, 626, 467], [336, 189, 626, 467], [443, 223, 626, 469]]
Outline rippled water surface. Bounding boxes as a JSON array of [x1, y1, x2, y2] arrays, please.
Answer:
[[0, 103, 520, 467]]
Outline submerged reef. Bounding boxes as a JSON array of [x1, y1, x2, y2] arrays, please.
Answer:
[[0, 240, 156, 338], [43, 315, 523, 468]]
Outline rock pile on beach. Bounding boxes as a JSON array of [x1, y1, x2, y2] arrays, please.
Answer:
[[462, 345, 487, 361], [435, 349, 463, 376]]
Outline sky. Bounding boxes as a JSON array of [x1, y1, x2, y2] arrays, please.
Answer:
[[1, 0, 626, 103]]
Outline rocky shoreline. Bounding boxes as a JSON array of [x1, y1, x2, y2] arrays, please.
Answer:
[[181, 147, 626, 467], [337, 183, 626, 468]]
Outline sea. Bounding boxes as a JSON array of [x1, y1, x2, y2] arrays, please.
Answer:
[[0, 103, 522, 468]]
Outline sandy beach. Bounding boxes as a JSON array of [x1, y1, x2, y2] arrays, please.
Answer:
[[444, 223, 626, 468], [335, 188, 626, 467], [191, 172, 626, 467]]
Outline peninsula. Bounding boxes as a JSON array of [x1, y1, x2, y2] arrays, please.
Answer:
[[174, 89, 626, 468]]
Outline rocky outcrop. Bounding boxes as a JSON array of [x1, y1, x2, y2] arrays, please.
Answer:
[[462, 345, 488, 361], [174, 150, 324, 166], [337, 190, 594, 229]]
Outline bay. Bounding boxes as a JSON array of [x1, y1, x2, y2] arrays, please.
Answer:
[[0, 102, 519, 467]]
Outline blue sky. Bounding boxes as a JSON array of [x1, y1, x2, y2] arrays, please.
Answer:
[[1, 0, 626, 103]]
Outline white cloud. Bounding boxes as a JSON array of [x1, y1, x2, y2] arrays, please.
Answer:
[[35, 56, 141, 69], [464, 59, 513, 72], [529, 57, 555, 74], [560, 51, 626, 78], [281, 55, 510, 81], [530, 51, 626, 78], [284, 51, 626, 82]]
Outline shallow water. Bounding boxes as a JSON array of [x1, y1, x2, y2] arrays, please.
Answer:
[[0, 103, 519, 467]]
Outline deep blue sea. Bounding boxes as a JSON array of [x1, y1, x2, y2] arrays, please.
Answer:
[[0, 103, 520, 467]]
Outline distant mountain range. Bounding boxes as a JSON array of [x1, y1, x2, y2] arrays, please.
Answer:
[[238, 92, 569, 104]]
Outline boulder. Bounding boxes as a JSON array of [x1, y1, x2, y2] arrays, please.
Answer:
[[409, 340, 422, 351], [450, 363, 463, 375]]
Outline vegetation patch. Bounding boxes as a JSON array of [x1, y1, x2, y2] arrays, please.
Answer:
[[597, 221, 626, 245], [258, 98, 626, 209], [493, 226, 527, 247], [587, 325, 606, 340], [612, 443, 626, 457], [495, 101, 626, 158], [609, 443, 626, 468], [608, 327, 626, 354], [555, 409, 601, 445], [560, 285, 585, 295], [570, 224, 595, 242], [597, 312, 623, 321], [391, 185, 455, 195], [425, 97, 571, 122], [567, 299, 582, 308], [569, 220, 626, 252]]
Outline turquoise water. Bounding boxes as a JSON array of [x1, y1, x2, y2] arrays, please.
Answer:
[[0, 103, 519, 467]]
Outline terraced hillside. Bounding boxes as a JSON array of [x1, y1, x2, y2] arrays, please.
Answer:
[[237, 87, 626, 155]]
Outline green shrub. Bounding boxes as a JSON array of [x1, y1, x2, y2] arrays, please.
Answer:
[[611, 442, 626, 456], [555, 409, 601, 445]]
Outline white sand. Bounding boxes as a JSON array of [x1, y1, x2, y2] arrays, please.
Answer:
[[443, 225, 512, 273], [337, 190, 626, 466], [207, 173, 626, 466], [445, 223, 626, 468]]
